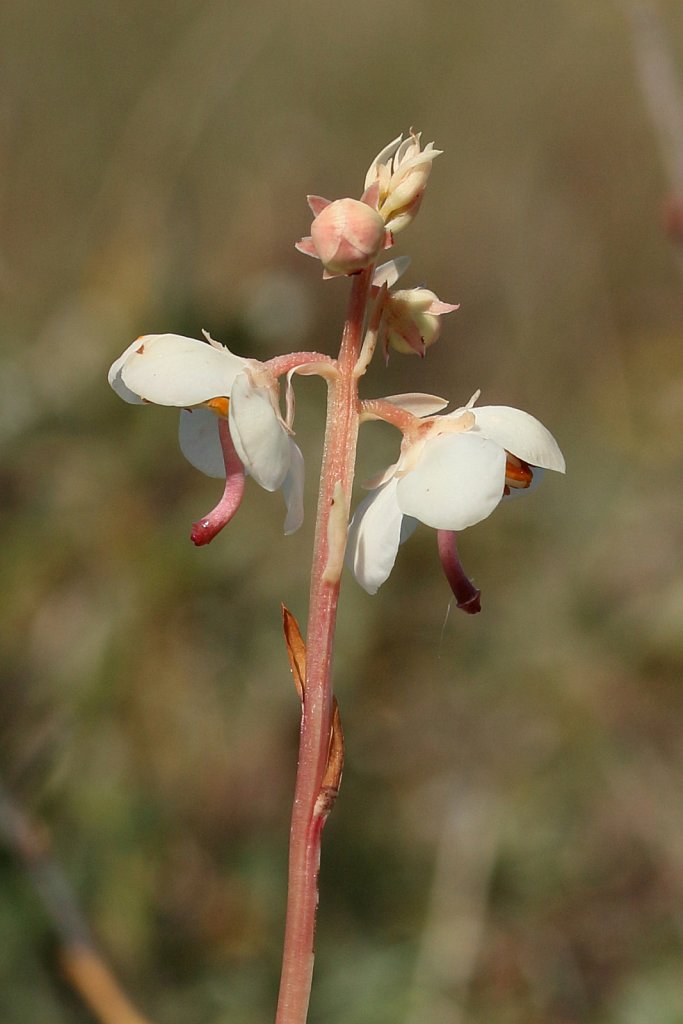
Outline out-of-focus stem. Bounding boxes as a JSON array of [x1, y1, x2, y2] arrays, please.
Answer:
[[623, 1, 683, 275], [0, 783, 154, 1024], [404, 785, 500, 1024], [275, 268, 372, 1024], [61, 947, 154, 1024], [624, 0, 683, 189]]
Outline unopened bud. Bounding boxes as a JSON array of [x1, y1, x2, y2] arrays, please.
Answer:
[[308, 198, 386, 276], [384, 288, 459, 357], [365, 132, 442, 234]]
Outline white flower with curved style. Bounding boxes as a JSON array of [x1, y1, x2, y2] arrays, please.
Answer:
[[346, 394, 565, 596], [109, 333, 304, 541]]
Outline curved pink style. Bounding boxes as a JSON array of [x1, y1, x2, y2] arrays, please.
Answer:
[[437, 529, 482, 614], [190, 419, 246, 546]]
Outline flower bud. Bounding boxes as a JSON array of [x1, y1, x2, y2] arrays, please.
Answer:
[[364, 132, 441, 234], [307, 198, 386, 276], [384, 288, 459, 357]]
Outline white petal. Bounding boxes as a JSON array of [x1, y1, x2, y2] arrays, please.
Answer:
[[281, 440, 305, 535], [285, 368, 296, 430], [228, 372, 290, 491], [178, 408, 225, 478], [400, 516, 419, 544], [120, 334, 247, 407], [346, 478, 405, 594], [396, 433, 506, 530], [394, 134, 419, 167], [362, 461, 399, 490], [364, 135, 403, 189], [471, 406, 565, 472], [108, 338, 146, 404], [372, 256, 411, 288], [381, 392, 449, 416]]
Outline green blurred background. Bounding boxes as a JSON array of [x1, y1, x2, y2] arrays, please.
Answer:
[[2, 1, 683, 1021]]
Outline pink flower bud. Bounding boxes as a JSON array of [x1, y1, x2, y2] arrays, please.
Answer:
[[308, 198, 386, 276], [384, 288, 459, 357]]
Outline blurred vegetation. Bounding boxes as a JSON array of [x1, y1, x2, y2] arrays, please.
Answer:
[[2, 1, 683, 1021]]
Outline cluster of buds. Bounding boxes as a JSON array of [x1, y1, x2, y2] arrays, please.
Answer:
[[296, 130, 440, 279], [295, 132, 457, 360]]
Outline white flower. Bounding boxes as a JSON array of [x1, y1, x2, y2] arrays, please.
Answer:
[[108, 333, 304, 535], [346, 396, 565, 593]]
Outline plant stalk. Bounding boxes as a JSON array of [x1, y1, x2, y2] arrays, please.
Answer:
[[274, 268, 372, 1024]]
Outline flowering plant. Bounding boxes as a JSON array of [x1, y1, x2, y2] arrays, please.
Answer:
[[109, 130, 564, 1024]]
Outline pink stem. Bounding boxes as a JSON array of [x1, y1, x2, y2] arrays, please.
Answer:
[[359, 397, 420, 431], [264, 351, 337, 379], [275, 269, 372, 1024], [436, 530, 481, 614], [190, 419, 245, 546]]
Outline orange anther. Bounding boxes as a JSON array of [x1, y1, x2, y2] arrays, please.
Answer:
[[205, 396, 230, 418], [505, 454, 533, 489]]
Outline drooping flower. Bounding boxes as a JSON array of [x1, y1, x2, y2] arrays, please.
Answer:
[[346, 394, 565, 596], [108, 333, 304, 541], [364, 132, 442, 234]]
